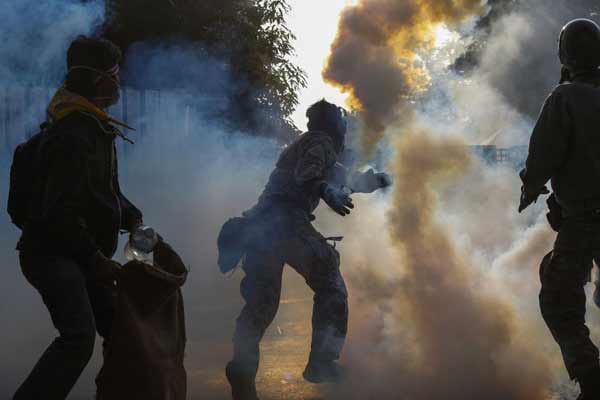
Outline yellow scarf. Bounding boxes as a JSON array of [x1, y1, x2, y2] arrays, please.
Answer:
[[47, 87, 135, 131]]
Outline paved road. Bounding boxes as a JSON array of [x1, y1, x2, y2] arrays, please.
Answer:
[[186, 297, 327, 400]]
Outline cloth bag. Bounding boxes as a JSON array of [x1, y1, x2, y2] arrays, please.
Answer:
[[96, 240, 188, 400]]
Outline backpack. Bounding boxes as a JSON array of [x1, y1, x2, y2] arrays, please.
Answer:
[[217, 216, 250, 274], [7, 123, 49, 230]]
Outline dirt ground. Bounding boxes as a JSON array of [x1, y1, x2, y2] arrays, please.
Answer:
[[185, 297, 327, 400]]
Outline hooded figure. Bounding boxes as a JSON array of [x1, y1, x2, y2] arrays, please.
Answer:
[[219, 99, 391, 400], [519, 18, 600, 400], [13, 36, 143, 400]]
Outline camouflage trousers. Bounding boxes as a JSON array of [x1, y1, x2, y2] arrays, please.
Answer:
[[231, 208, 348, 377], [539, 215, 600, 380]]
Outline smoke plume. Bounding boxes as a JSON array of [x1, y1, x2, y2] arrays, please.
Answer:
[[317, 0, 573, 398], [457, 0, 600, 118], [386, 132, 550, 399], [316, 130, 552, 400], [323, 0, 483, 156]]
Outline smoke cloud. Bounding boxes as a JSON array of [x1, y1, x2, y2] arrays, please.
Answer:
[[323, 0, 483, 156], [315, 0, 599, 398], [314, 131, 553, 400], [466, 0, 600, 118], [0, 0, 105, 86]]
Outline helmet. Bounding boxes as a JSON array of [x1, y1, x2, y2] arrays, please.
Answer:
[[559, 18, 600, 72], [306, 99, 347, 153]]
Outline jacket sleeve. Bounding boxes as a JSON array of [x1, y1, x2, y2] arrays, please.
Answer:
[[520, 89, 572, 191], [294, 138, 337, 197], [119, 192, 143, 232], [112, 145, 143, 232], [40, 133, 99, 268]]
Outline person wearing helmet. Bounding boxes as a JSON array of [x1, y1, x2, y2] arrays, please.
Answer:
[[220, 99, 391, 400], [519, 18, 600, 399]]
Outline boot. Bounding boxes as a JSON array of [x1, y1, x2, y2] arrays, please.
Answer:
[[577, 367, 600, 400], [302, 359, 345, 384], [226, 361, 259, 400]]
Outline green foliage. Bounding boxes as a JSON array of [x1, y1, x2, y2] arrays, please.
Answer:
[[104, 0, 307, 139], [254, 0, 307, 119]]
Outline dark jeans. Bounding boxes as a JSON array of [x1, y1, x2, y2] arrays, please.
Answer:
[[539, 215, 600, 380], [231, 209, 348, 377], [14, 253, 115, 400]]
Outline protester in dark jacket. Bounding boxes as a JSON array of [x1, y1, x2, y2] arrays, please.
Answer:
[[222, 100, 391, 400], [519, 19, 600, 400], [13, 36, 142, 400]]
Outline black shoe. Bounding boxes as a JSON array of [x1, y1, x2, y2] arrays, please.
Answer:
[[578, 367, 600, 400], [226, 361, 259, 400], [302, 360, 345, 384]]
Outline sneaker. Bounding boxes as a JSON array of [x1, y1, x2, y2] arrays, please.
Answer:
[[302, 360, 345, 384], [225, 361, 259, 400]]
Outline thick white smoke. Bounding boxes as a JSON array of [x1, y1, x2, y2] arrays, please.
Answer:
[[311, 1, 600, 399]]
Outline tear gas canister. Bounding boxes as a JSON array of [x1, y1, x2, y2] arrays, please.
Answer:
[[125, 225, 159, 264]]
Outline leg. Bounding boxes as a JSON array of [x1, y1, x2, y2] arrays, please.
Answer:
[[286, 226, 348, 366], [14, 255, 97, 400], [539, 251, 599, 380], [87, 281, 116, 355], [228, 248, 284, 400]]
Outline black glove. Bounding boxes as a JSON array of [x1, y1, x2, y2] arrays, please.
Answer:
[[90, 251, 122, 285], [322, 183, 354, 216], [518, 185, 549, 213]]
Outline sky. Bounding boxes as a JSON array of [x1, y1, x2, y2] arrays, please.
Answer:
[[287, 0, 357, 129]]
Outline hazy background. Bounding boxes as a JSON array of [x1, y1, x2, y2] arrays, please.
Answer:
[[1, 1, 600, 399]]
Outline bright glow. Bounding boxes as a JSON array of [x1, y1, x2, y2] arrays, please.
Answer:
[[287, 0, 358, 129], [433, 24, 460, 48]]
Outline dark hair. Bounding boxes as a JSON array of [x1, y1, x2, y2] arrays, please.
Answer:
[[65, 35, 122, 98]]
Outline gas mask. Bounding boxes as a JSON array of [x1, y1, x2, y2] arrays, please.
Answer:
[[307, 100, 348, 154], [69, 64, 121, 107]]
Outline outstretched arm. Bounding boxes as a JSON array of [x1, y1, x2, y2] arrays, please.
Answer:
[[328, 162, 392, 194]]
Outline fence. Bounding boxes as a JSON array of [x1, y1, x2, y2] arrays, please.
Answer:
[[471, 145, 528, 169], [0, 86, 198, 160], [0, 86, 529, 169]]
